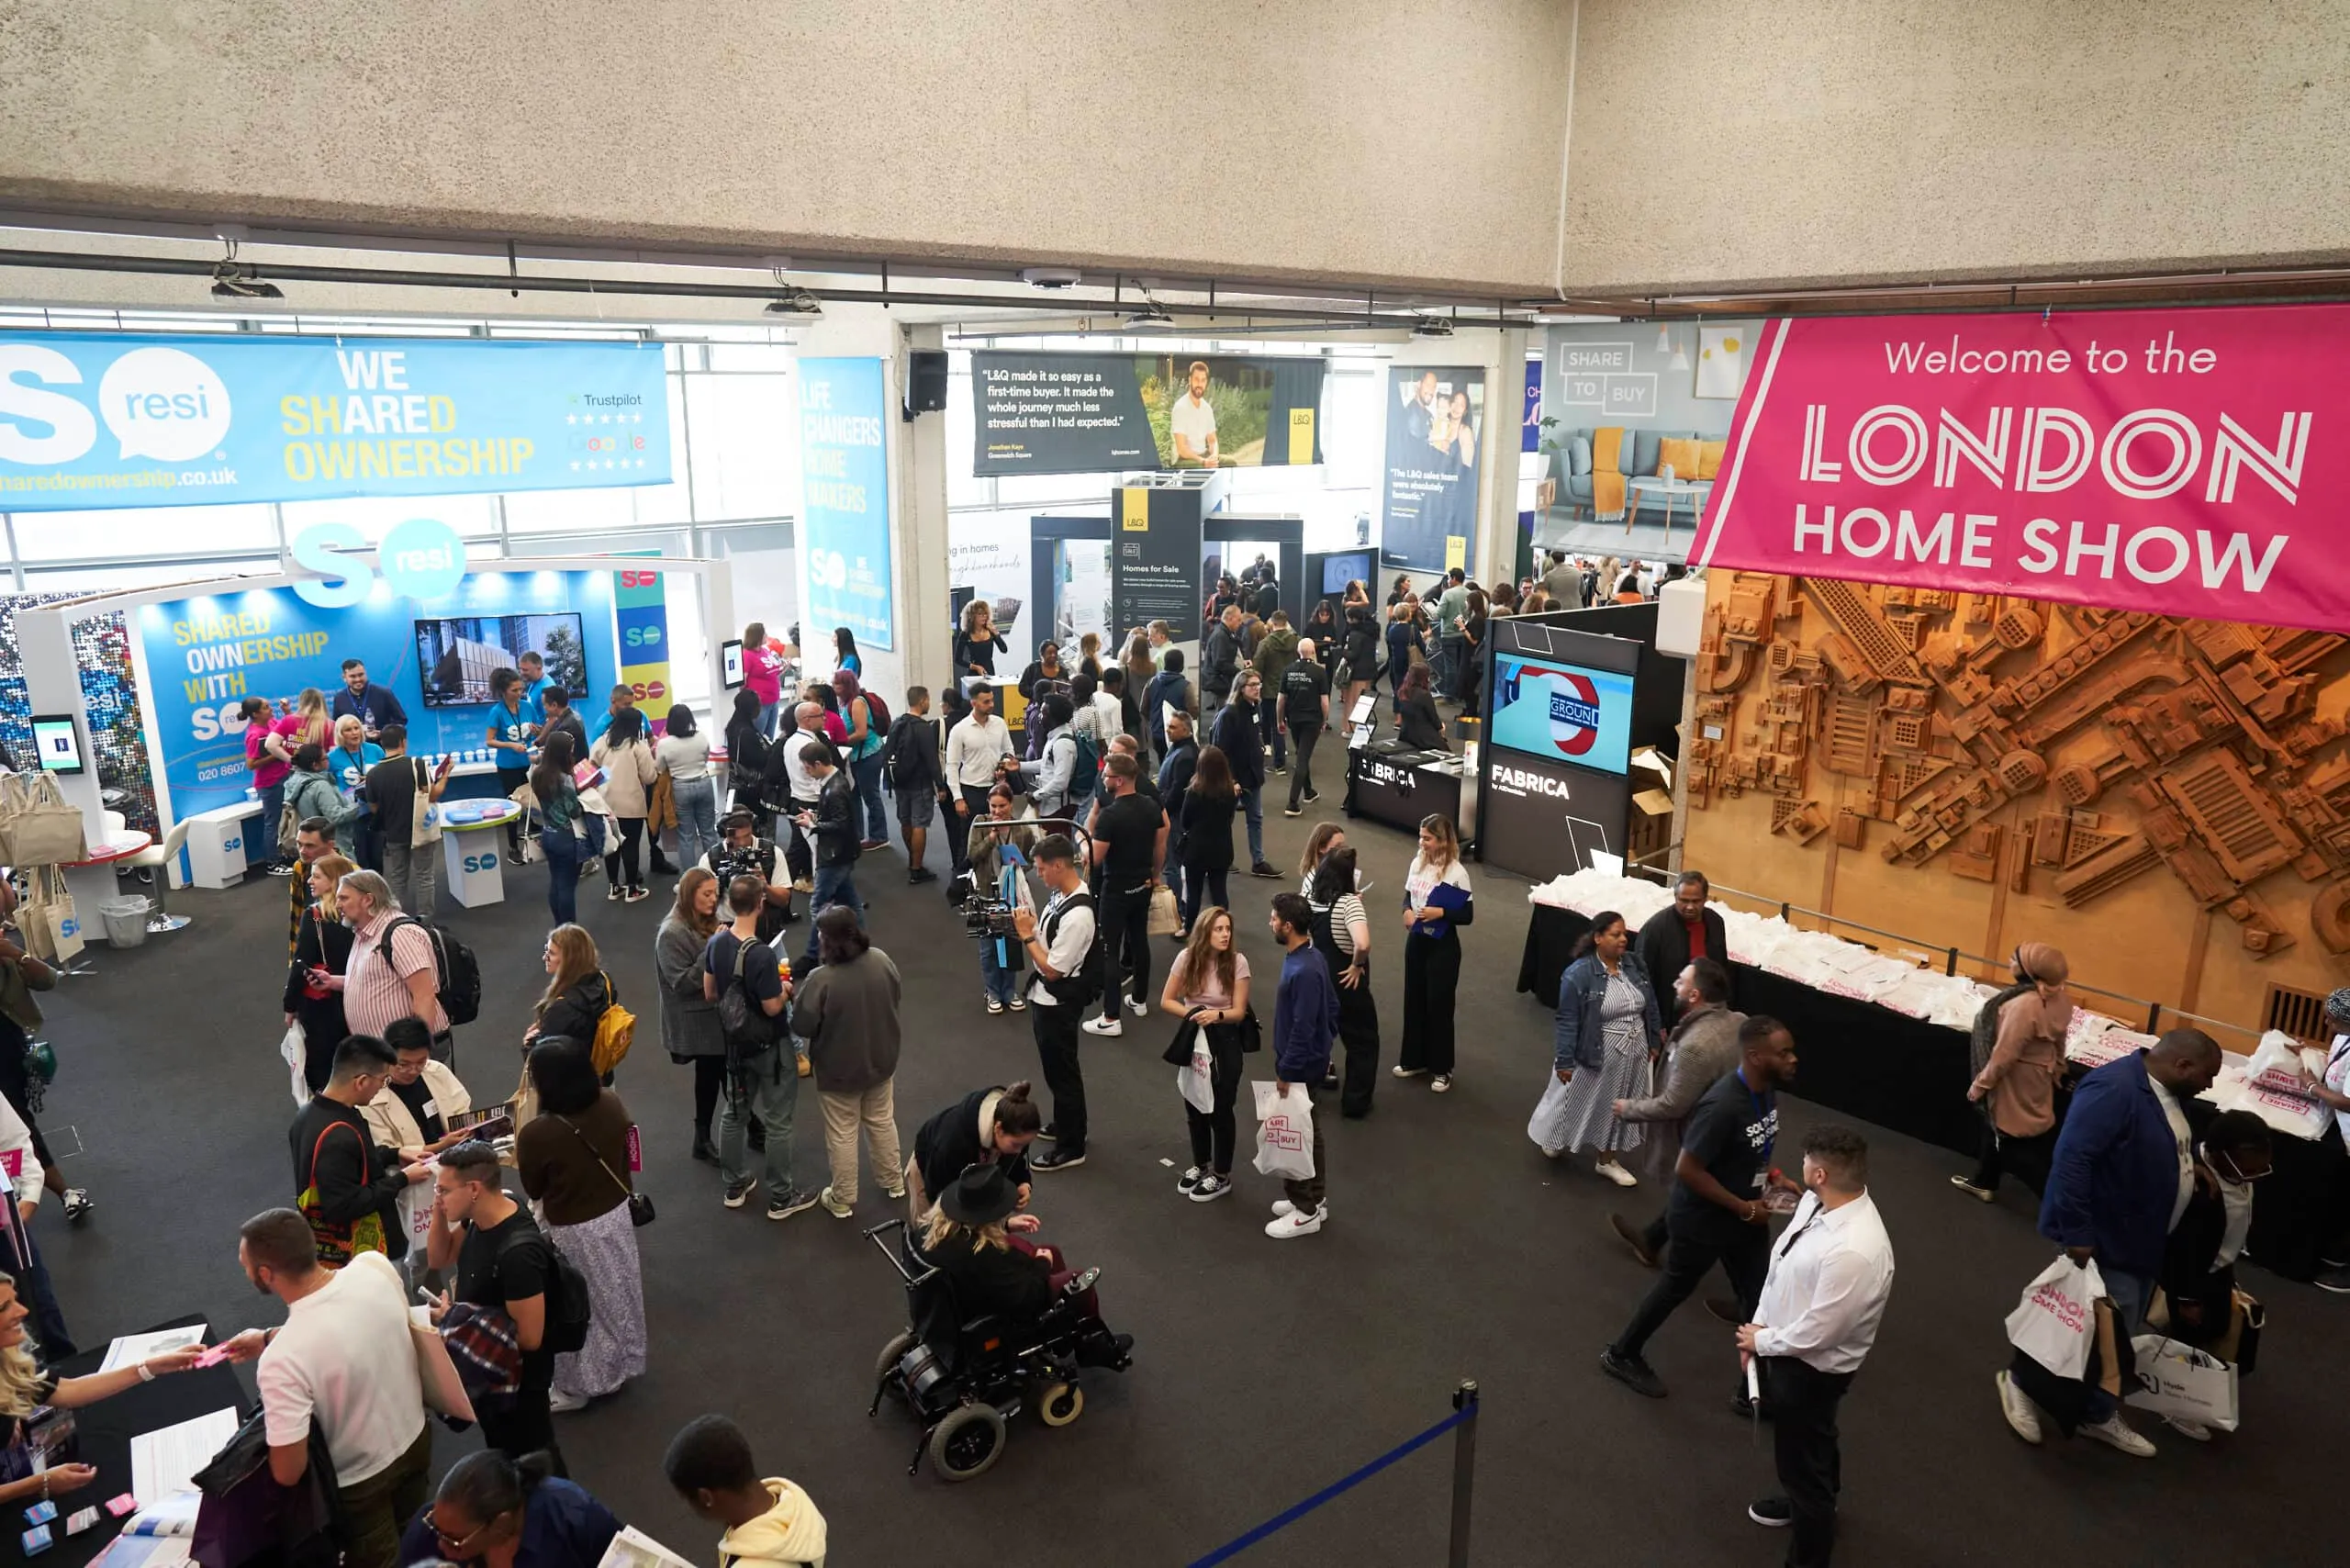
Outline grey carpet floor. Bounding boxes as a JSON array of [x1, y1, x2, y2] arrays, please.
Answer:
[[31, 779, 2344, 1566]]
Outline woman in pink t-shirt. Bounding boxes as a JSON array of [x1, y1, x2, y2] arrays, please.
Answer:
[[241, 697, 295, 873], [741, 620, 784, 736]]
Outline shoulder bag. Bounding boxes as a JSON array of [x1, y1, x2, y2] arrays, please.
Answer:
[[555, 1114, 654, 1226]]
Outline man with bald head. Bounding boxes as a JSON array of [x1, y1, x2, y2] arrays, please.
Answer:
[[1998, 1026, 2221, 1459], [777, 700, 841, 894]]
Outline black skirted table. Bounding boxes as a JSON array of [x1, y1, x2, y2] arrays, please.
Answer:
[[1516, 902, 2339, 1281]]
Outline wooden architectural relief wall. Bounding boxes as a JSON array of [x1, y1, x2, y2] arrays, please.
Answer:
[[1680, 570, 2350, 1033]]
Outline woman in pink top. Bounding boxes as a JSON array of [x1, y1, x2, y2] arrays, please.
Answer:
[[741, 620, 785, 736], [241, 696, 295, 872]]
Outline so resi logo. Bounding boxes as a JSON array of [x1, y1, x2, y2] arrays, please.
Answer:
[[0, 344, 233, 466]]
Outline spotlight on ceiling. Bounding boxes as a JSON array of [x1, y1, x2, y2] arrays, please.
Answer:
[[1125, 303, 1174, 328], [210, 262, 283, 300], [765, 288, 823, 317], [1410, 315, 1454, 338], [1022, 266, 1083, 290]]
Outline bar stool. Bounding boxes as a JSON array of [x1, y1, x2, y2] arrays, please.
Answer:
[[122, 820, 193, 934]]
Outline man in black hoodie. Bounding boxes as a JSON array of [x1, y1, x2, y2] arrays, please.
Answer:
[[1212, 670, 1280, 879], [1157, 711, 1200, 898], [289, 1034, 431, 1265], [1201, 605, 1244, 718]]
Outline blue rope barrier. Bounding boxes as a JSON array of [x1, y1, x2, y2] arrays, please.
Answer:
[[1183, 1403, 1476, 1568]]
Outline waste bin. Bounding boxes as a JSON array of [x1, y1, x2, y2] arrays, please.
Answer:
[[98, 895, 152, 948]]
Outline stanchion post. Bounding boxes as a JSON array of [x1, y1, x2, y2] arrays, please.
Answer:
[[1448, 1381, 1479, 1568]]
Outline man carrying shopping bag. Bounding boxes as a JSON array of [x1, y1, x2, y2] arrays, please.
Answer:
[[1996, 1028, 2221, 1458], [1260, 894, 1337, 1240]]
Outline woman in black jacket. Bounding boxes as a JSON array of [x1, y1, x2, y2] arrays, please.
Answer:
[[528, 924, 614, 1058], [909, 1082, 1042, 1221], [285, 854, 356, 1094], [723, 688, 773, 831], [1017, 642, 1069, 702], [1393, 664, 1449, 751], [1341, 602, 1381, 718], [1209, 671, 1270, 878], [1177, 745, 1240, 935]]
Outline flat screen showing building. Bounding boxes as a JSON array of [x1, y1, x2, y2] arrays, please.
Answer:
[[1488, 652, 1634, 774]]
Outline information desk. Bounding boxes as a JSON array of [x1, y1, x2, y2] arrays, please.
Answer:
[[436, 801, 524, 909], [1516, 902, 2337, 1280], [27, 1316, 249, 1568], [1344, 743, 1464, 835]]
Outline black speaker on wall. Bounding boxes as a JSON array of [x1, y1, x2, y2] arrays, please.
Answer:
[[905, 350, 949, 416]]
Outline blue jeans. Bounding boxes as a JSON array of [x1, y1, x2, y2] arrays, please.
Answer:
[[671, 776, 719, 869], [979, 935, 1018, 1003], [540, 828, 584, 925], [852, 751, 888, 842], [755, 700, 782, 738], [719, 1046, 800, 1197], [1239, 785, 1265, 865], [2085, 1265, 2154, 1421], [257, 779, 286, 866], [1439, 633, 1466, 697], [802, 860, 867, 968]]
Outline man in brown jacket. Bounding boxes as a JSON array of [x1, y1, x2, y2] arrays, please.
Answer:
[[1607, 957, 1744, 1269]]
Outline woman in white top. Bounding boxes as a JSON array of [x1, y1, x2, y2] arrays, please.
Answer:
[[590, 707, 661, 902], [1308, 845, 1380, 1118], [1295, 822, 1347, 897], [1394, 814, 1473, 1092], [655, 703, 718, 871], [1158, 907, 1250, 1204]]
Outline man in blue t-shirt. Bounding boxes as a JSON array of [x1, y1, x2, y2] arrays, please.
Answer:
[[701, 875, 814, 1222], [516, 652, 552, 729], [1265, 893, 1339, 1241]]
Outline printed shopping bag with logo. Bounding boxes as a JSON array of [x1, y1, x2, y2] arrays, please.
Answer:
[[297, 1122, 386, 1267], [1250, 1081, 1315, 1181], [2126, 1336, 2240, 1432], [2005, 1254, 2104, 1380]]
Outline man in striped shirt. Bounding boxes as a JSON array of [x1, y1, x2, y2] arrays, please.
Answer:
[[335, 871, 448, 1060]]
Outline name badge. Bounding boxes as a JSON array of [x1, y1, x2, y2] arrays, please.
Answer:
[[421, 1100, 439, 1116]]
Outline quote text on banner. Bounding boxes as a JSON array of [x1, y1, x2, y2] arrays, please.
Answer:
[[1690, 305, 2336, 633]]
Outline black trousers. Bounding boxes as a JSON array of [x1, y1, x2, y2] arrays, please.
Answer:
[[784, 799, 817, 883], [1764, 1356, 1855, 1568], [604, 816, 645, 888], [1398, 929, 1460, 1074], [1259, 696, 1285, 769], [498, 768, 530, 851], [689, 1055, 724, 1141], [1185, 1048, 1242, 1174], [1287, 724, 1323, 809], [948, 784, 993, 877], [1031, 1002, 1087, 1151], [1967, 1122, 2054, 1196], [1612, 1215, 1770, 1361], [478, 1387, 565, 1476], [1179, 861, 1229, 932], [1335, 980, 1381, 1116], [1096, 882, 1153, 1010]]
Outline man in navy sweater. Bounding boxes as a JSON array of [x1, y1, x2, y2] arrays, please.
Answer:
[[1998, 1027, 2220, 1459], [1266, 893, 1340, 1240]]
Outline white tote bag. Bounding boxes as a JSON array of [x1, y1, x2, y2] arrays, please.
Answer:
[[2005, 1254, 2106, 1380], [1177, 1032, 1215, 1115], [2126, 1335, 2240, 1432], [1250, 1081, 1315, 1181], [279, 1024, 310, 1109]]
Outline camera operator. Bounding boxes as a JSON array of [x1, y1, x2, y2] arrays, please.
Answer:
[[703, 812, 794, 944], [967, 785, 1040, 1014], [1012, 834, 1095, 1173]]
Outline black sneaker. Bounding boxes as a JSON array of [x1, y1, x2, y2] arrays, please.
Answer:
[[1608, 1213, 1660, 1270], [1705, 1296, 1744, 1325], [690, 1137, 718, 1165], [1248, 861, 1281, 879], [1599, 1348, 1665, 1398], [1033, 1147, 1087, 1172], [1283, 806, 1304, 818], [722, 1178, 757, 1209], [1747, 1497, 1793, 1529], [2316, 1267, 2350, 1295], [767, 1189, 820, 1221], [909, 868, 938, 884], [1303, 790, 1321, 804]]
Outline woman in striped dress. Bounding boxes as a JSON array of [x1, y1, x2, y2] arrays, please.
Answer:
[[1531, 910, 1663, 1186]]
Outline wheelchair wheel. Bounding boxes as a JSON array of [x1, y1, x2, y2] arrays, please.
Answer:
[[927, 1404, 1007, 1481], [875, 1330, 918, 1390], [1038, 1381, 1084, 1428]]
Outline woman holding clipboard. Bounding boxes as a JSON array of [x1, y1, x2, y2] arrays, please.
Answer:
[[1393, 814, 1472, 1094]]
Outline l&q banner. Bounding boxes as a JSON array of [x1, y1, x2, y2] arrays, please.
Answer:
[[972, 352, 1324, 476], [1689, 305, 2335, 634]]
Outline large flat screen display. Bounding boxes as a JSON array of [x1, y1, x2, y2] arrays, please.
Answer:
[[1320, 551, 1371, 595], [1489, 652, 1634, 774], [416, 612, 587, 708]]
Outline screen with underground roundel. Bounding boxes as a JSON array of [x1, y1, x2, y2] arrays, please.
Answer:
[[1489, 654, 1634, 774]]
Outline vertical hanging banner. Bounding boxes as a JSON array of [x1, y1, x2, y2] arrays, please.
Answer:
[[1111, 485, 1204, 634], [796, 357, 895, 651], [1382, 365, 1486, 573], [1689, 304, 2342, 634], [612, 563, 672, 715]]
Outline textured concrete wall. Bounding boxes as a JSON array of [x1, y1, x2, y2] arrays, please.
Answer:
[[1559, 0, 2350, 296], [0, 0, 1575, 296]]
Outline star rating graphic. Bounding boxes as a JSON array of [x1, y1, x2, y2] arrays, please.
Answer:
[[562, 412, 644, 424]]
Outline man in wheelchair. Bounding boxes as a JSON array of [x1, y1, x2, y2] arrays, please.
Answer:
[[908, 1166, 1133, 1375]]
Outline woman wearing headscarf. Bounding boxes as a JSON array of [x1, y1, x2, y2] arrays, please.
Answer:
[[1953, 942, 2074, 1202]]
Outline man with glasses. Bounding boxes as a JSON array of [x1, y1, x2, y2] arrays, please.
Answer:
[[287, 1035, 432, 1268], [425, 1141, 564, 1470]]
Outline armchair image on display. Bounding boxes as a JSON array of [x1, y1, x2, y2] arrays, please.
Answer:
[[419, 614, 587, 707]]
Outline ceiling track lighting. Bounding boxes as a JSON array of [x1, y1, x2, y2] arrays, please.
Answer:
[[764, 286, 822, 317], [210, 261, 283, 299], [1410, 315, 1454, 338]]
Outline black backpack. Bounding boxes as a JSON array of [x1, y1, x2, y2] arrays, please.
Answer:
[[1041, 891, 1106, 1009], [500, 1226, 591, 1354], [881, 712, 924, 789], [1967, 978, 2037, 1115], [717, 936, 781, 1048], [377, 915, 481, 1028]]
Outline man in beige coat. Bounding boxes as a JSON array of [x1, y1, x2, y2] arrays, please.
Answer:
[[1607, 957, 1745, 1269]]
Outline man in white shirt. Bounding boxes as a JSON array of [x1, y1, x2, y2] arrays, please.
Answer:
[[779, 701, 837, 892], [1012, 834, 1095, 1173], [944, 686, 1013, 877], [1735, 1126, 1895, 1568], [222, 1208, 431, 1568], [1169, 361, 1219, 466]]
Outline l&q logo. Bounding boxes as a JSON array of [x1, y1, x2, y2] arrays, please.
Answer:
[[0, 343, 233, 465]]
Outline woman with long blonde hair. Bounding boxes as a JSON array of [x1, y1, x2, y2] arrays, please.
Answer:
[[527, 924, 614, 1058], [1395, 813, 1473, 1092], [0, 1268, 204, 1502], [1158, 907, 1251, 1203], [658, 868, 728, 1159]]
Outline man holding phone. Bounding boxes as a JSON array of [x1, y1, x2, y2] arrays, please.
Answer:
[[363, 727, 450, 921]]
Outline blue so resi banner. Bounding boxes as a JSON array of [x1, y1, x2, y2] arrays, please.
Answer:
[[0, 332, 670, 510], [797, 357, 894, 651]]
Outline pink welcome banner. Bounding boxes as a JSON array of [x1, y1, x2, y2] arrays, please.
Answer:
[[1690, 305, 2336, 633]]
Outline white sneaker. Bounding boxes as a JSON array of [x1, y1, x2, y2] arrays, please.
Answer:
[[1265, 1205, 1325, 1238], [548, 1388, 590, 1414], [2078, 1412, 2156, 1458], [1594, 1159, 1639, 1188], [1539, 1144, 1563, 1159], [1081, 1015, 1124, 1036], [1271, 1198, 1297, 1217], [2160, 1415, 2212, 1442], [1127, 995, 1150, 1017], [1995, 1370, 2042, 1445]]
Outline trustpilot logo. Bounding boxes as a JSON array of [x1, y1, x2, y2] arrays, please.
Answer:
[[0, 343, 231, 465]]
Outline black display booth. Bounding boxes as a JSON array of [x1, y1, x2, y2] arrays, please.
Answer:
[[1026, 508, 1304, 654], [1469, 601, 1685, 881]]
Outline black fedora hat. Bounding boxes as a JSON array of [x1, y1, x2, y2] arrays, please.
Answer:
[[938, 1164, 1020, 1227]]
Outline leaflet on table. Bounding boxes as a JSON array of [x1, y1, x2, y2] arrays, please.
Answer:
[[97, 1328, 204, 1375], [129, 1409, 238, 1509], [596, 1525, 699, 1568]]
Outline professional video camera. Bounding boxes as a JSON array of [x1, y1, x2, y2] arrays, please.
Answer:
[[961, 888, 1017, 941], [709, 840, 773, 894]]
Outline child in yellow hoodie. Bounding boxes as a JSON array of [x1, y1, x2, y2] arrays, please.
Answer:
[[666, 1416, 829, 1568]]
